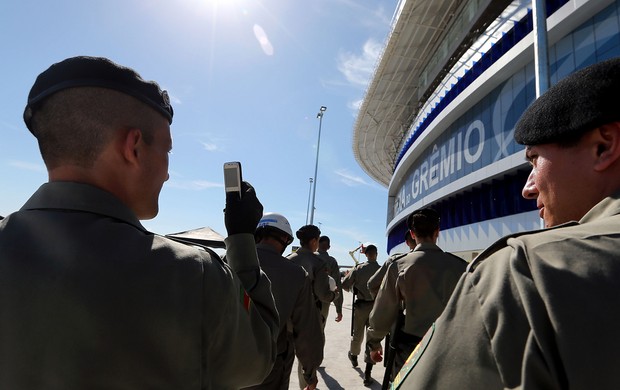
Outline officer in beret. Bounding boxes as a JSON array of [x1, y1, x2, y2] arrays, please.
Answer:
[[393, 57, 620, 389], [0, 56, 278, 389], [287, 224, 336, 389]]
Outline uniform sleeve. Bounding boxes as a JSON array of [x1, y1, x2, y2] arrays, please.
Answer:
[[291, 275, 324, 386], [203, 234, 278, 389], [366, 262, 399, 350], [396, 272, 503, 389], [368, 261, 389, 299], [329, 258, 344, 313], [313, 261, 336, 304], [341, 267, 355, 291]]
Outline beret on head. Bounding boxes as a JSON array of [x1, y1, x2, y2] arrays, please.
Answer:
[[515, 57, 620, 145], [296, 225, 321, 241], [23, 56, 173, 132]]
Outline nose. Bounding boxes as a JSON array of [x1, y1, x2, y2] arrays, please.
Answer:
[[521, 169, 538, 200]]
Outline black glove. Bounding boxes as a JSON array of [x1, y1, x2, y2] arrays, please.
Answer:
[[224, 181, 263, 235]]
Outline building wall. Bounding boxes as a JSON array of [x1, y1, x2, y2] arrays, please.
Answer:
[[386, 0, 620, 257]]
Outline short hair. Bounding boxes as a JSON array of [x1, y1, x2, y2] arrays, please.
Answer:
[[29, 87, 163, 169], [364, 244, 378, 254], [407, 208, 440, 238], [404, 230, 416, 243], [296, 225, 321, 246]]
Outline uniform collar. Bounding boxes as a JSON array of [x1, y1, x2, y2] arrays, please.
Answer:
[[22, 181, 146, 232], [413, 242, 441, 252], [580, 190, 620, 224]]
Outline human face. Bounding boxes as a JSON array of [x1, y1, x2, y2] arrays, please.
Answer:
[[308, 237, 320, 252], [522, 142, 593, 227], [135, 119, 172, 219]]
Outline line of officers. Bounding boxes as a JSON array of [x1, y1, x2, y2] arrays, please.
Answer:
[[247, 207, 464, 390]]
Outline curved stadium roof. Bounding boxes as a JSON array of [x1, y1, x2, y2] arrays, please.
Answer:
[[352, 0, 513, 186]]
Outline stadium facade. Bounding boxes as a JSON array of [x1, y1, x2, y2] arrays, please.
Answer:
[[353, 0, 620, 260]]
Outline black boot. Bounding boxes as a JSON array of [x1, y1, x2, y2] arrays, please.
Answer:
[[348, 351, 358, 367], [363, 362, 373, 386]]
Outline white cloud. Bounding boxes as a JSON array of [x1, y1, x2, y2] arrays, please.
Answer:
[[9, 160, 44, 172], [166, 180, 223, 190], [201, 142, 218, 152], [337, 38, 383, 88], [334, 169, 370, 187]]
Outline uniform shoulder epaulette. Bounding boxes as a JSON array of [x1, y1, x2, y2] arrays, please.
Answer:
[[162, 234, 224, 264], [467, 221, 579, 272]]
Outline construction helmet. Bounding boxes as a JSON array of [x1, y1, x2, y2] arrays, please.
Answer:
[[256, 212, 294, 245]]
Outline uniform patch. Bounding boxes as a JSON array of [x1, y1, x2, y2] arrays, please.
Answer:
[[240, 287, 251, 312], [391, 323, 435, 389]]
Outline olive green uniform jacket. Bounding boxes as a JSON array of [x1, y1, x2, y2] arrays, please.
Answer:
[[367, 251, 411, 299], [244, 243, 324, 389], [317, 250, 343, 316], [367, 243, 465, 349], [398, 193, 620, 389], [0, 182, 279, 390], [287, 248, 335, 307]]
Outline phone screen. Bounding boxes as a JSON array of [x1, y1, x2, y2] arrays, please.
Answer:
[[223, 161, 242, 197]]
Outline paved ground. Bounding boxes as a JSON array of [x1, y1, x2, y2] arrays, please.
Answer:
[[289, 290, 387, 390]]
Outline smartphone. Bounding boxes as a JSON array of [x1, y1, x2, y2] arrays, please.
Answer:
[[223, 161, 243, 198]]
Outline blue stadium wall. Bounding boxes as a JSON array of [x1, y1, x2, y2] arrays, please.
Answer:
[[386, 0, 620, 259]]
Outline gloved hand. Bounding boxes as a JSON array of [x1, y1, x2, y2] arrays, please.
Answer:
[[224, 181, 263, 235]]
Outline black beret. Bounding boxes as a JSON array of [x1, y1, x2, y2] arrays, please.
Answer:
[[515, 57, 620, 145], [24, 56, 173, 132], [296, 225, 321, 240]]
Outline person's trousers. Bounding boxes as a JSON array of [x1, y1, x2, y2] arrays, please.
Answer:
[[349, 300, 374, 356], [390, 332, 422, 381]]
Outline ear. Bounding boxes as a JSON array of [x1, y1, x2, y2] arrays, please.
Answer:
[[593, 123, 620, 172], [121, 128, 143, 166]]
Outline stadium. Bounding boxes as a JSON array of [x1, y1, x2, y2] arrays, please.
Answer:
[[353, 0, 620, 260]]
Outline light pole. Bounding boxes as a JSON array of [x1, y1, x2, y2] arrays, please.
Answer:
[[305, 177, 313, 225], [308, 106, 326, 225]]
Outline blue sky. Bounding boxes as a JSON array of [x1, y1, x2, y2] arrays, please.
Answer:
[[0, 0, 398, 266]]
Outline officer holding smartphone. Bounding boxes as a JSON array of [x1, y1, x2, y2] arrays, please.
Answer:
[[0, 56, 278, 389]]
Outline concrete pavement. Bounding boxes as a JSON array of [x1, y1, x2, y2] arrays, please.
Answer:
[[289, 290, 387, 389]]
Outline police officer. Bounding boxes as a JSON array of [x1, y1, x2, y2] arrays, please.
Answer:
[[367, 208, 465, 384], [0, 56, 278, 389], [395, 58, 620, 389], [244, 213, 324, 390], [341, 244, 381, 386], [317, 235, 344, 323], [367, 230, 417, 299]]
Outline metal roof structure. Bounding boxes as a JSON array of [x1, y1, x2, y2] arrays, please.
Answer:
[[352, 0, 512, 186]]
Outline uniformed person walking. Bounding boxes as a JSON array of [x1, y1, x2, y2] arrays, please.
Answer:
[[244, 213, 324, 390], [0, 56, 278, 389], [287, 224, 336, 389], [367, 208, 465, 384], [317, 235, 344, 323], [341, 244, 381, 386], [367, 230, 416, 299], [395, 57, 620, 389]]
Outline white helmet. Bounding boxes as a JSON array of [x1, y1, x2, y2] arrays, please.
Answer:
[[256, 212, 294, 245]]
